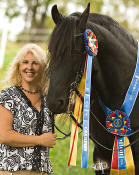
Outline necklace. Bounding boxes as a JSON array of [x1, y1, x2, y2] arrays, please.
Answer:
[[20, 86, 40, 94]]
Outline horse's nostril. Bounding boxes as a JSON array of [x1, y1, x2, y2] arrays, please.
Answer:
[[47, 94, 67, 113], [57, 99, 65, 108]]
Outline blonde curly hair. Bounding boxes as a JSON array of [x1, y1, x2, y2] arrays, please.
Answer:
[[3, 43, 49, 94]]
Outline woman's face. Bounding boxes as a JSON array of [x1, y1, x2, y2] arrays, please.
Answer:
[[19, 52, 41, 85]]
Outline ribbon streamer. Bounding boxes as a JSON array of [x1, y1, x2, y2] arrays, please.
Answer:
[[68, 55, 86, 166], [124, 136, 135, 175], [101, 43, 139, 174], [68, 94, 82, 166], [81, 29, 98, 168], [81, 54, 93, 168], [110, 136, 135, 175], [68, 29, 98, 168]]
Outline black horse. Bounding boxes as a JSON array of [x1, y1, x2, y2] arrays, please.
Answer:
[[47, 3, 139, 175]]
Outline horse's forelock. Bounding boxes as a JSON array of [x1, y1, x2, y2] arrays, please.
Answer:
[[48, 16, 78, 65]]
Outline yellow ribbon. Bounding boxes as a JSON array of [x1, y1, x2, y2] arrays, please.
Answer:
[[124, 136, 135, 175], [110, 169, 127, 175], [69, 70, 86, 166], [110, 136, 135, 175]]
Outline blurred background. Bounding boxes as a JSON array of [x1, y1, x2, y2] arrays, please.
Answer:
[[0, 0, 139, 174]]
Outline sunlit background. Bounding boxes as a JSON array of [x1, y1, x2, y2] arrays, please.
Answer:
[[0, 0, 139, 41], [0, 0, 139, 69], [0, 0, 139, 174]]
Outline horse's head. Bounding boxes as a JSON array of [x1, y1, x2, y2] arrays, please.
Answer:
[[47, 3, 90, 114], [47, 2, 137, 114]]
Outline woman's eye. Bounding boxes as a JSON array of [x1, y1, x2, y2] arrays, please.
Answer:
[[33, 61, 39, 65], [22, 60, 28, 64]]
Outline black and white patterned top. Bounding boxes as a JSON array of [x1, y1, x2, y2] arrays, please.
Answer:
[[0, 86, 53, 174]]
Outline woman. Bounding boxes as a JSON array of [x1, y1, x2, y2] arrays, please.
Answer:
[[0, 43, 56, 175]]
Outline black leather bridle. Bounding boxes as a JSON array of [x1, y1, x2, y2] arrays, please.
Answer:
[[50, 34, 139, 152]]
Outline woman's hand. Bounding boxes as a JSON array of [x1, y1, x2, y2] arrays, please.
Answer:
[[0, 105, 57, 147], [39, 132, 57, 147]]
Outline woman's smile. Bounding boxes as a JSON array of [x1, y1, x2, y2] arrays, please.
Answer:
[[19, 52, 41, 85], [25, 71, 35, 77]]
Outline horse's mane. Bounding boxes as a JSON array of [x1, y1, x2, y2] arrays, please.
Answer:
[[88, 13, 136, 46], [48, 11, 137, 66]]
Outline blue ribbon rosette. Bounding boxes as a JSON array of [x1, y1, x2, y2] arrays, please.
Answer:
[[81, 29, 98, 168]]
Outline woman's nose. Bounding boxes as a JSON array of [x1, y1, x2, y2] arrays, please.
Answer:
[[27, 63, 33, 69]]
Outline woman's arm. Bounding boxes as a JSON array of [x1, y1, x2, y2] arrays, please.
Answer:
[[0, 105, 56, 147]]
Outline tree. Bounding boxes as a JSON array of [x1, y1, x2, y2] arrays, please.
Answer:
[[3, 0, 69, 41], [2, 0, 139, 41], [102, 0, 139, 39], [74, 0, 104, 13]]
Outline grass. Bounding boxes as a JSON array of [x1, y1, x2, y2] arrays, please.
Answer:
[[50, 130, 95, 175], [0, 41, 96, 175]]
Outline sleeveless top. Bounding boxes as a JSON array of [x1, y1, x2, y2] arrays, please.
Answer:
[[0, 86, 53, 174]]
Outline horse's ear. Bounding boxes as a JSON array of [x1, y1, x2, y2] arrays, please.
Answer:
[[51, 5, 64, 24], [79, 3, 90, 32]]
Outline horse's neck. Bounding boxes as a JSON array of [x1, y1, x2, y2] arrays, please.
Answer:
[[91, 24, 137, 108]]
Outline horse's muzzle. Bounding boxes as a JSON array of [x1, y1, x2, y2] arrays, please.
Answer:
[[46, 95, 68, 114]]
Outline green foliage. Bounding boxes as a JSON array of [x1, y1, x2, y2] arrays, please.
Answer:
[[4, 0, 23, 20], [75, 0, 104, 13], [3, 0, 138, 41], [3, 0, 104, 33], [50, 130, 95, 175], [123, 0, 139, 5], [90, 0, 104, 13]]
